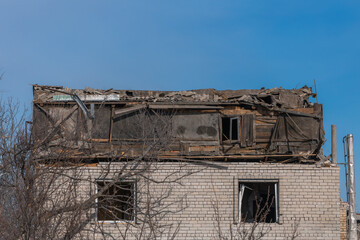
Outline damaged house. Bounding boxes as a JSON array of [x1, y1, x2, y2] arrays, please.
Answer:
[[31, 85, 340, 239]]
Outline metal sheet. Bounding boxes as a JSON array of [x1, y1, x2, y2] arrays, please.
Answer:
[[346, 134, 358, 240]]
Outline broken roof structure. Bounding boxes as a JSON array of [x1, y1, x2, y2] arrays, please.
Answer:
[[33, 85, 315, 107], [33, 85, 324, 163]]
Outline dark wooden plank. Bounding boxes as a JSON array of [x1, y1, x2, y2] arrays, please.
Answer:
[[149, 104, 223, 110]]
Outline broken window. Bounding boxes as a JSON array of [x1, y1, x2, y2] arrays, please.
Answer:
[[96, 180, 136, 222], [222, 117, 239, 142], [238, 181, 278, 223], [222, 115, 255, 146]]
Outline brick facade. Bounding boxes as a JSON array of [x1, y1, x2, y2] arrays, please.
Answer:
[[79, 162, 340, 240], [340, 201, 348, 240]]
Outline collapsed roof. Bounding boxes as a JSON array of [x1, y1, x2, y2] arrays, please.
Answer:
[[32, 85, 324, 163]]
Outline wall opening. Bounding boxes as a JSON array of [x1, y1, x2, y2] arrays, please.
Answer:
[[222, 117, 239, 142], [238, 181, 278, 223], [96, 180, 136, 222]]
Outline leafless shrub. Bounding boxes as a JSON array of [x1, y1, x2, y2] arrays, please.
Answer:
[[0, 102, 194, 240], [212, 187, 272, 240], [285, 218, 300, 240]]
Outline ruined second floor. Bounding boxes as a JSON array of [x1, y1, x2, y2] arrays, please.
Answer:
[[32, 85, 324, 163]]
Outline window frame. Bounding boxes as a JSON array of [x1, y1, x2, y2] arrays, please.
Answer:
[[95, 179, 137, 223], [221, 115, 240, 143], [220, 114, 255, 146], [229, 117, 239, 142], [238, 179, 279, 224]]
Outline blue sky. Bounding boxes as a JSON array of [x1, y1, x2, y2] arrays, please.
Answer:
[[1, 0, 360, 208]]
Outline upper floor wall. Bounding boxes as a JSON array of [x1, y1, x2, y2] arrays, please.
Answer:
[[32, 85, 324, 162]]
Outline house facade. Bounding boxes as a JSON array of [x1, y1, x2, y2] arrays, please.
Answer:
[[32, 85, 340, 239]]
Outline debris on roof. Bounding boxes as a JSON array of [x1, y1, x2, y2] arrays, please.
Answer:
[[33, 85, 315, 109]]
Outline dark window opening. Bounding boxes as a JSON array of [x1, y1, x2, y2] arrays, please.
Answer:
[[239, 181, 278, 223], [96, 181, 135, 222], [259, 95, 273, 104], [125, 91, 134, 97], [222, 117, 239, 141]]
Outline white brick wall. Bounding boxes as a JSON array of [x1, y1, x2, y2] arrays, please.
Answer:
[[74, 162, 340, 240]]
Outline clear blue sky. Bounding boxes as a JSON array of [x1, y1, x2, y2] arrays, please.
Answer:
[[1, 0, 359, 209]]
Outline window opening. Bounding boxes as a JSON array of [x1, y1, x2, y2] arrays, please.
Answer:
[[96, 180, 136, 222], [222, 117, 239, 141], [238, 181, 278, 223]]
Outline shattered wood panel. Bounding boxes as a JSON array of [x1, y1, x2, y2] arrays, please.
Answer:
[[179, 140, 219, 156], [92, 105, 111, 139], [276, 142, 319, 155], [172, 113, 219, 141], [112, 109, 172, 141], [48, 106, 81, 141], [255, 125, 273, 142], [33, 105, 52, 141], [219, 106, 260, 116], [268, 113, 324, 154], [112, 111, 146, 140], [288, 107, 315, 114], [255, 116, 277, 143], [241, 114, 255, 147], [181, 145, 218, 156], [33, 105, 80, 141], [75, 109, 91, 141], [272, 115, 321, 142], [222, 145, 257, 155], [278, 91, 303, 108]]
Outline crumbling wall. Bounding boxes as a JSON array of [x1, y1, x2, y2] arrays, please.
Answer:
[[32, 85, 324, 162]]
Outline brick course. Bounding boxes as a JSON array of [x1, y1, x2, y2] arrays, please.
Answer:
[[76, 162, 340, 240]]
